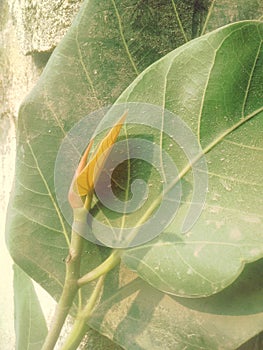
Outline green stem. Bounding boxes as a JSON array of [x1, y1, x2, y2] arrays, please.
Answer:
[[78, 249, 123, 287], [42, 192, 94, 349], [61, 276, 105, 350], [41, 190, 122, 349], [41, 231, 84, 350]]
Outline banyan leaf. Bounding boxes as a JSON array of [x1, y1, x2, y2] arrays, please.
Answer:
[[204, 0, 263, 35], [108, 20, 263, 297], [82, 328, 124, 350], [6, 0, 261, 306], [88, 259, 263, 350], [5, 0, 263, 348], [5, 0, 195, 300]]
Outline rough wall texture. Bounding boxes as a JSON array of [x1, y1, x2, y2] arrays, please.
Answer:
[[8, 0, 83, 54], [0, 0, 82, 347]]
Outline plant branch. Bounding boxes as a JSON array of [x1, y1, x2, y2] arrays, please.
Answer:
[[41, 230, 84, 350], [61, 275, 105, 350], [78, 249, 123, 287]]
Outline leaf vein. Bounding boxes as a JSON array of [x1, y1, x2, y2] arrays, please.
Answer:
[[203, 170, 263, 187], [111, 0, 139, 76], [126, 254, 176, 292], [14, 208, 66, 235], [15, 250, 64, 289], [171, 0, 188, 42], [241, 40, 262, 117], [174, 246, 217, 284], [26, 141, 70, 246], [200, 0, 216, 35], [224, 139, 263, 151], [17, 180, 49, 196]]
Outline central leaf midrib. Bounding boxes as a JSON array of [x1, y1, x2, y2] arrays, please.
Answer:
[[202, 106, 263, 155], [129, 239, 263, 251], [111, 0, 139, 76], [130, 105, 263, 235], [114, 124, 133, 236]]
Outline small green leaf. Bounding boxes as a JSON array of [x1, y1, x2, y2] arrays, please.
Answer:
[[13, 264, 47, 350]]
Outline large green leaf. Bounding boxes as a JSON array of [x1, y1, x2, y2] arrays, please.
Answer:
[[89, 259, 263, 350], [5, 0, 195, 299], [13, 265, 48, 350], [205, 0, 263, 34], [6, 0, 262, 303], [82, 328, 123, 350], [5, 0, 263, 348], [107, 20, 263, 297]]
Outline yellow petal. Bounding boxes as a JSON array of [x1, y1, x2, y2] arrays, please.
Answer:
[[76, 111, 127, 196]]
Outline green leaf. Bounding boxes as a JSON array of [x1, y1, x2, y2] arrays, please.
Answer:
[[5, 0, 189, 299], [6, 0, 262, 304], [82, 328, 123, 350], [13, 264, 48, 350], [205, 0, 263, 34], [89, 259, 263, 350], [237, 332, 263, 350], [5, 0, 263, 348], [107, 20, 263, 297]]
